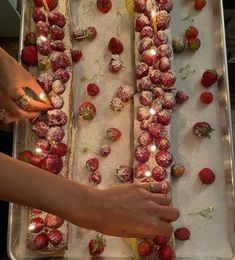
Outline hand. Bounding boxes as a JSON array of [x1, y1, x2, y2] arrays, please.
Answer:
[[80, 182, 179, 238], [0, 48, 51, 123]]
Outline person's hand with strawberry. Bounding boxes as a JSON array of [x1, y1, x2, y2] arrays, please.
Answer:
[[0, 48, 51, 123]]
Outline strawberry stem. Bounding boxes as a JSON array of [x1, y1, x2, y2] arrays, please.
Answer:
[[116, 11, 124, 36], [188, 206, 214, 219], [182, 14, 194, 22], [80, 60, 104, 83]]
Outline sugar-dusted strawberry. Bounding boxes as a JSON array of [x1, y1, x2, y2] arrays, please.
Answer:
[[175, 90, 189, 104], [54, 68, 70, 83], [157, 110, 171, 125], [110, 97, 124, 112], [148, 123, 165, 138], [162, 93, 176, 110], [85, 26, 97, 40], [78, 101, 96, 120], [116, 165, 132, 183], [194, 0, 206, 10], [47, 126, 65, 143], [29, 217, 45, 233], [201, 69, 218, 87], [137, 107, 151, 122], [45, 214, 64, 228], [200, 91, 213, 104], [73, 27, 86, 41], [36, 139, 51, 151], [135, 0, 147, 13], [33, 8, 46, 23], [135, 14, 150, 32], [158, 245, 174, 260], [30, 153, 45, 168], [153, 30, 168, 47], [159, 0, 173, 13], [156, 150, 173, 168], [50, 52, 71, 72], [138, 240, 152, 257], [99, 144, 111, 158], [51, 143, 67, 157], [106, 127, 122, 141], [47, 109, 67, 126], [34, 233, 48, 250], [150, 69, 162, 85], [89, 235, 106, 256], [24, 32, 37, 46], [117, 84, 134, 102], [48, 229, 63, 246], [18, 150, 33, 163], [48, 11, 66, 28], [144, 0, 158, 18], [171, 164, 185, 178], [138, 131, 153, 146], [156, 136, 170, 150], [108, 37, 124, 55], [141, 26, 153, 39], [136, 62, 149, 79], [138, 37, 154, 55], [193, 121, 214, 138], [153, 235, 170, 245], [108, 55, 124, 73], [187, 37, 201, 51], [33, 0, 58, 11], [32, 120, 49, 138], [158, 44, 172, 59], [174, 227, 190, 241], [50, 40, 65, 52], [156, 10, 170, 30], [185, 25, 199, 39], [50, 94, 64, 109], [141, 47, 158, 66], [139, 91, 153, 106], [36, 21, 51, 37], [133, 163, 150, 178], [71, 48, 82, 62], [89, 171, 102, 185], [86, 158, 99, 172], [138, 77, 153, 91], [41, 154, 63, 174], [152, 165, 167, 182], [52, 80, 65, 95], [96, 0, 112, 13], [172, 36, 186, 53], [51, 25, 65, 40], [158, 57, 171, 72], [36, 36, 52, 56], [153, 87, 165, 99], [150, 99, 163, 114], [135, 145, 150, 163], [21, 45, 38, 65], [162, 70, 176, 88], [87, 83, 100, 97], [140, 116, 156, 131], [199, 168, 215, 184]]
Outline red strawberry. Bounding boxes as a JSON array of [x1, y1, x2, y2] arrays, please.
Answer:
[[41, 154, 63, 174], [141, 47, 158, 66], [24, 32, 37, 46], [138, 37, 154, 54], [51, 143, 67, 157], [45, 214, 64, 228], [158, 44, 172, 59], [155, 150, 173, 168], [34, 233, 48, 250], [163, 93, 176, 110], [193, 121, 214, 138], [108, 37, 124, 55], [33, 8, 46, 23], [117, 84, 134, 102], [36, 139, 50, 151], [200, 91, 213, 104], [87, 83, 100, 97], [157, 110, 171, 126], [161, 70, 176, 88], [30, 154, 45, 168], [88, 235, 106, 256], [71, 48, 82, 62], [139, 91, 153, 106], [156, 10, 170, 30], [138, 131, 153, 146], [52, 80, 65, 95], [152, 165, 167, 182], [116, 165, 132, 182], [29, 217, 45, 233], [106, 128, 122, 141], [50, 40, 65, 52], [48, 229, 63, 246], [54, 68, 70, 83], [174, 227, 191, 241], [153, 87, 165, 99], [154, 31, 168, 47], [135, 0, 147, 13], [194, 0, 206, 10], [159, 0, 173, 12], [33, 0, 44, 7], [136, 62, 149, 79], [150, 70, 162, 85], [36, 21, 51, 37], [156, 136, 170, 150], [185, 25, 199, 39], [50, 52, 70, 72], [48, 11, 66, 28], [47, 109, 67, 126], [89, 171, 102, 185], [78, 102, 96, 120], [36, 36, 52, 56], [158, 245, 174, 260], [50, 94, 64, 109], [158, 57, 171, 72], [135, 145, 150, 163], [99, 145, 111, 158], [73, 27, 86, 41], [138, 241, 152, 257], [201, 69, 218, 87], [172, 36, 186, 53], [86, 158, 99, 172], [140, 26, 153, 39], [51, 25, 65, 40], [21, 46, 38, 65], [133, 163, 150, 178], [96, 0, 112, 13], [138, 77, 153, 91], [85, 26, 97, 40], [18, 150, 33, 163], [108, 55, 124, 73], [187, 38, 201, 51], [33, 0, 58, 11], [175, 90, 189, 104], [135, 14, 150, 32], [148, 123, 165, 138], [46, 126, 65, 143], [199, 168, 215, 184], [153, 235, 170, 245]]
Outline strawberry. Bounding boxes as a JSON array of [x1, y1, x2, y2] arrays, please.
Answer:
[[148, 123, 165, 138], [41, 154, 63, 175], [96, 0, 112, 13], [116, 165, 132, 182], [32, 8, 46, 23], [34, 233, 48, 250], [47, 109, 67, 126], [50, 94, 64, 109], [86, 158, 99, 172], [29, 217, 45, 233], [153, 87, 165, 99], [117, 84, 134, 102], [187, 37, 201, 51], [193, 121, 214, 138], [45, 214, 64, 228], [51, 25, 65, 40], [36, 139, 50, 151], [135, 0, 147, 13], [48, 11, 66, 28], [33, 0, 58, 11], [185, 25, 199, 39], [71, 48, 82, 62], [174, 227, 191, 241], [136, 62, 149, 79], [194, 0, 206, 10], [87, 83, 100, 97], [162, 70, 176, 88], [36, 37, 52, 56], [30, 154, 45, 168], [139, 91, 153, 106], [78, 101, 96, 120], [51, 143, 67, 157], [54, 69, 70, 83], [158, 44, 172, 59], [201, 69, 218, 87], [141, 47, 158, 66], [46, 126, 65, 143], [156, 136, 170, 150], [158, 245, 174, 260], [18, 150, 33, 163], [89, 171, 102, 185], [138, 131, 153, 146], [48, 229, 63, 245], [137, 107, 151, 122], [36, 21, 51, 37], [32, 119, 49, 138], [52, 80, 65, 95], [138, 37, 154, 54], [106, 127, 122, 141], [140, 26, 153, 39], [156, 10, 170, 30], [135, 145, 150, 163], [21, 45, 38, 65], [199, 168, 215, 184], [135, 14, 150, 32], [99, 145, 111, 158], [175, 90, 189, 104], [162, 93, 176, 110], [158, 57, 171, 72], [50, 40, 65, 52], [133, 163, 150, 178], [159, 0, 173, 13], [156, 150, 173, 168], [153, 235, 170, 245], [200, 91, 213, 104], [108, 37, 124, 54], [138, 240, 152, 257], [150, 70, 162, 85], [50, 52, 70, 72], [171, 164, 185, 178], [88, 235, 106, 256], [152, 165, 167, 182], [172, 36, 186, 53], [138, 77, 153, 91], [108, 55, 124, 73], [85, 26, 97, 40], [73, 27, 86, 41], [157, 110, 171, 126], [33, 0, 44, 7], [24, 32, 37, 46], [154, 31, 168, 47], [110, 97, 124, 112]]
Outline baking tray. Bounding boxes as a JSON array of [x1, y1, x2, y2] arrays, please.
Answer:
[[8, 0, 235, 259]]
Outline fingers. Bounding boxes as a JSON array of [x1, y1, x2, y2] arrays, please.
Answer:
[[152, 194, 171, 206], [26, 98, 51, 111], [158, 205, 180, 222], [141, 182, 162, 193], [154, 220, 173, 237]]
